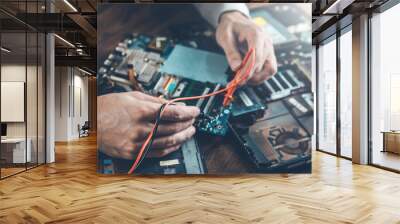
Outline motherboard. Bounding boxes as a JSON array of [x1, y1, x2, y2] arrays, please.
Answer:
[[98, 6, 313, 174], [98, 37, 267, 137]]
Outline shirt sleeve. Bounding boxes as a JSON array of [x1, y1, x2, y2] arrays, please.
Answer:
[[194, 3, 250, 27]]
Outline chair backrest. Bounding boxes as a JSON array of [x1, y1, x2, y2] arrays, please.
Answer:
[[82, 121, 90, 129]]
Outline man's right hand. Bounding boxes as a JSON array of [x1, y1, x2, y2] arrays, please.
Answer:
[[98, 91, 200, 160]]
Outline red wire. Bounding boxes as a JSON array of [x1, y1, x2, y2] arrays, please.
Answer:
[[128, 48, 256, 174], [223, 48, 255, 106]]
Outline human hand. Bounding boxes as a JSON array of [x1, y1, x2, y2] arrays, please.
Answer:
[[98, 91, 200, 159], [216, 11, 277, 85]]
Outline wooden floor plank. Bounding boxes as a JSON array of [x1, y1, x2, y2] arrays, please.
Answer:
[[0, 135, 400, 223]]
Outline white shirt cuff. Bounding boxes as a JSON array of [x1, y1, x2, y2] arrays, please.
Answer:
[[195, 3, 250, 27]]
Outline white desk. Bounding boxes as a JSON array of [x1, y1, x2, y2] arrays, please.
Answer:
[[1, 138, 31, 163]]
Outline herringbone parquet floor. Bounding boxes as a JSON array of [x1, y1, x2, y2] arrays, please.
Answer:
[[1, 135, 400, 224]]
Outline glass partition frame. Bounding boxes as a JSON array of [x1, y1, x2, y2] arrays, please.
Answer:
[[0, 0, 47, 179]]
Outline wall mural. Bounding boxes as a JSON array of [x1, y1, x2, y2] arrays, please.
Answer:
[[96, 3, 313, 175]]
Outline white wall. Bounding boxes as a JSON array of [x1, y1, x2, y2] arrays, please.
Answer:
[[1, 64, 46, 164], [72, 73, 89, 138], [55, 66, 70, 141], [54, 67, 89, 141], [1, 65, 26, 131], [1, 65, 39, 138], [1, 65, 26, 142]]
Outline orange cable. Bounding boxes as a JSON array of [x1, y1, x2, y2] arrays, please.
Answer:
[[128, 48, 256, 174]]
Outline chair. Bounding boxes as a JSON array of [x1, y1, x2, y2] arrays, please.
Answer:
[[79, 121, 90, 138]]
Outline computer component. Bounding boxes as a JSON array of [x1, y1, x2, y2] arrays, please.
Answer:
[[181, 137, 206, 174], [147, 36, 172, 55], [99, 36, 311, 117], [196, 105, 232, 136], [282, 92, 314, 136], [275, 42, 313, 77], [230, 87, 266, 125], [159, 44, 229, 85], [252, 63, 311, 103], [132, 137, 205, 174], [230, 113, 311, 173], [228, 79, 313, 173], [283, 93, 313, 117], [157, 78, 233, 136], [102, 158, 115, 174], [98, 137, 206, 175], [250, 9, 298, 46]]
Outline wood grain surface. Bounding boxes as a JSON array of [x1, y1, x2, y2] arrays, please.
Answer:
[[0, 135, 400, 223]]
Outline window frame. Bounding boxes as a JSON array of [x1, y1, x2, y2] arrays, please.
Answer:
[[315, 23, 353, 160]]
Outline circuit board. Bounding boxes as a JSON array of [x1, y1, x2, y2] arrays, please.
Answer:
[[97, 33, 311, 137], [98, 34, 267, 137], [230, 92, 313, 173], [100, 138, 205, 175]]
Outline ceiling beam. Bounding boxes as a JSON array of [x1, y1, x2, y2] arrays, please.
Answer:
[[322, 0, 356, 14], [55, 55, 96, 71], [312, 15, 335, 33], [14, 13, 82, 32], [67, 13, 97, 46]]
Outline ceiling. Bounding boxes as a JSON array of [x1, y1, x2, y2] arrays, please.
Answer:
[[0, 0, 395, 72]]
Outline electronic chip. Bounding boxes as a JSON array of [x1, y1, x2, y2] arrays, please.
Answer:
[[147, 37, 168, 53], [160, 45, 229, 85], [253, 17, 267, 26]]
